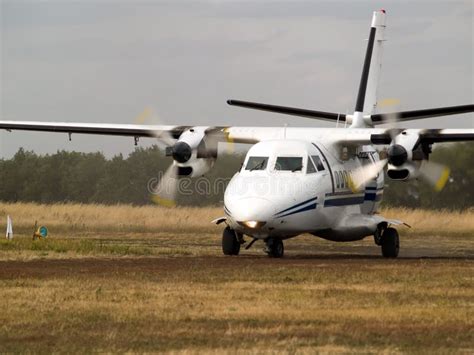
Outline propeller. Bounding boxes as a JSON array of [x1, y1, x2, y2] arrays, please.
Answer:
[[349, 157, 388, 192], [418, 160, 451, 192], [150, 164, 178, 207], [134, 107, 179, 207], [349, 99, 451, 192], [133, 108, 231, 207], [134, 107, 176, 149], [349, 99, 398, 191]]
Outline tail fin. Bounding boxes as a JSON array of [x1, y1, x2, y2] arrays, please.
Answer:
[[355, 9, 387, 115]]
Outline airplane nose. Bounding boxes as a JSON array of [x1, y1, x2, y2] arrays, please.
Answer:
[[225, 197, 276, 226]]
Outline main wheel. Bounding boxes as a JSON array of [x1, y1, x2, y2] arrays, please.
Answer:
[[222, 227, 240, 256], [265, 238, 284, 258], [381, 227, 399, 258]]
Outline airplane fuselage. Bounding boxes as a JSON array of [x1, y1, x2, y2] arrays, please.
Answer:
[[224, 139, 384, 242]]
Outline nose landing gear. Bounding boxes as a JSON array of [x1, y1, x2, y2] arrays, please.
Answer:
[[221, 228, 285, 258], [264, 237, 284, 258]]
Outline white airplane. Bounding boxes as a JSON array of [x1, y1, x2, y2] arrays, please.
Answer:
[[1, 10, 473, 258]]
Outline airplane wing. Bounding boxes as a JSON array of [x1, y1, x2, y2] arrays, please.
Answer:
[[224, 127, 474, 146], [0, 120, 192, 139], [1, 121, 473, 147]]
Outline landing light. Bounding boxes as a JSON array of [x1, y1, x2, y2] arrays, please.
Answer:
[[239, 221, 266, 229]]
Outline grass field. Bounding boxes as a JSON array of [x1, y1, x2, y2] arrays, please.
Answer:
[[0, 203, 473, 353]]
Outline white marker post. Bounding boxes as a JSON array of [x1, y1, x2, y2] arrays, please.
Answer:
[[6, 215, 13, 240]]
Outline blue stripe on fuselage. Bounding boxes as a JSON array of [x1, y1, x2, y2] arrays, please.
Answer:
[[364, 186, 384, 202], [276, 202, 318, 218], [364, 192, 383, 201], [274, 197, 318, 216], [323, 186, 384, 207], [324, 195, 365, 207]]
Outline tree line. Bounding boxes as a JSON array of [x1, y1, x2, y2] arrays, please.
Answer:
[[0, 143, 472, 209]]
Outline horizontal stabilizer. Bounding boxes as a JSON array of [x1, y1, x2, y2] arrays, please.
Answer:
[[227, 100, 345, 123], [371, 104, 474, 124], [371, 129, 474, 145]]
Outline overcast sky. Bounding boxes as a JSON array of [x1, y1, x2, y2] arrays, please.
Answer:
[[0, 0, 472, 159]]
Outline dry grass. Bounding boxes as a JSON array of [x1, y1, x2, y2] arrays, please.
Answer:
[[0, 202, 223, 234], [1, 202, 473, 237], [0, 258, 472, 353], [381, 207, 474, 237], [0, 203, 472, 353]]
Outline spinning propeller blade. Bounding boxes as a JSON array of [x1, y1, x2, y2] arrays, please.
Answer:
[[134, 107, 176, 148], [353, 98, 451, 192], [134, 107, 179, 207], [349, 98, 400, 191], [349, 158, 388, 192], [418, 161, 451, 192], [150, 164, 178, 207]]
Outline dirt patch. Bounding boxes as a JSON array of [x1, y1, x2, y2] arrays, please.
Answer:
[[0, 251, 471, 280]]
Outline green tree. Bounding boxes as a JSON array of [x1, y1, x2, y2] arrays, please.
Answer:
[[0, 143, 472, 209]]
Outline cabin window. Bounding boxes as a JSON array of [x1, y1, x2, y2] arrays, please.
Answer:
[[307, 157, 317, 174], [336, 171, 345, 189], [245, 156, 268, 171], [311, 155, 325, 171], [343, 171, 348, 188], [275, 157, 303, 172]]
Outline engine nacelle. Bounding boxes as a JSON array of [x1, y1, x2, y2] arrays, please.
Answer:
[[175, 157, 216, 177], [387, 161, 421, 181], [385, 131, 431, 181], [165, 127, 218, 177]]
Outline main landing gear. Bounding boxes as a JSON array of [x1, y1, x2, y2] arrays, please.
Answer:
[[374, 225, 400, 258], [222, 227, 285, 258], [222, 227, 242, 255]]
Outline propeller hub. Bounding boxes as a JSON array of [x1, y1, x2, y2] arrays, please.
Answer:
[[172, 142, 192, 163], [388, 144, 408, 167]]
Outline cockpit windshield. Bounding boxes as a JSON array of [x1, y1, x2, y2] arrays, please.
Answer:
[[275, 157, 303, 172], [245, 156, 268, 171]]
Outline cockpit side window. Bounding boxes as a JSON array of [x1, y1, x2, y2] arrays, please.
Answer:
[[245, 156, 268, 171], [311, 155, 325, 171], [307, 157, 317, 174], [275, 157, 303, 172]]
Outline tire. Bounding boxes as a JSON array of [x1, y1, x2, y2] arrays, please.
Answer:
[[266, 238, 284, 258], [222, 227, 240, 256], [381, 227, 399, 258]]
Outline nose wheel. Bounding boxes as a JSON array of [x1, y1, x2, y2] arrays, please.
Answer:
[[222, 228, 285, 258], [265, 237, 284, 258]]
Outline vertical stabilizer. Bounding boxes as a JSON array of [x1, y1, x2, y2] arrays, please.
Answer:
[[352, 10, 387, 127], [6, 215, 13, 240]]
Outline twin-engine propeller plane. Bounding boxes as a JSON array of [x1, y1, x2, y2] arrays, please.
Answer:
[[1, 10, 473, 258]]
